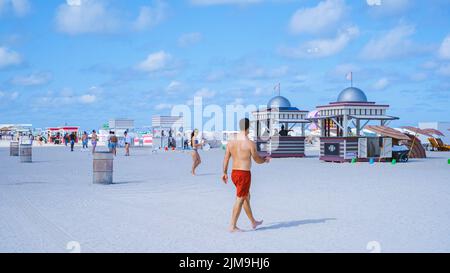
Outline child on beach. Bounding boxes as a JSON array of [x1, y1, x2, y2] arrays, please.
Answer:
[[222, 118, 271, 233]]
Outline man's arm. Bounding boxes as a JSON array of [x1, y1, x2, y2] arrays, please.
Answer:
[[222, 143, 232, 183], [251, 141, 270, 164]]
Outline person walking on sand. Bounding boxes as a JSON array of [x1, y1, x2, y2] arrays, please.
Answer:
[[124, 131, 131, 156], [109, 131, 118, 156], [91, 130, 98, 154], [222, 118, 271, 233], [81, 131, 88, 151], [69, 132, 76, 152], [190, 129, 203, 176]]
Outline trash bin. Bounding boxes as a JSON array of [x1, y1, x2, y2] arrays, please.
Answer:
[[93, 151, 113, 184], [10, 141, 19, 156], [19, 144, 32, 163]]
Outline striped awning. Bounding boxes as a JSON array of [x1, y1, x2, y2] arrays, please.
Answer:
[[401, 126, 433, 137], [365, 125, 410, 140], [422, 128, 445, 137]]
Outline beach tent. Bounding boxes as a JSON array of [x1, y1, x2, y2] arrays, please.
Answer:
[[365, 125, 426, 159]]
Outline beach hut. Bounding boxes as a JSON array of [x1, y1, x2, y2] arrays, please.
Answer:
[[252, 95, 310, 158], [309, 86, 399, 162]]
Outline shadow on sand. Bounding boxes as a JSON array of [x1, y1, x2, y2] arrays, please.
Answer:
[[112, 180, 147, 185], [256, 218, 337, 231], [195, 173, 220, 177]]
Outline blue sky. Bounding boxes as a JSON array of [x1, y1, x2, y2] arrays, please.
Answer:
[[0, 0, 449, 130]]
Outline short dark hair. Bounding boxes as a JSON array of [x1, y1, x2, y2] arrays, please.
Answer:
[[239, 118, 250, 131]]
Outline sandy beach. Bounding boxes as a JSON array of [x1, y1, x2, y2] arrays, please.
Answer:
[[1, 146, 449, 253]]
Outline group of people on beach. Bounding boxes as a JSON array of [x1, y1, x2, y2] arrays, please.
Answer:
[[190, 118, 271, 232]]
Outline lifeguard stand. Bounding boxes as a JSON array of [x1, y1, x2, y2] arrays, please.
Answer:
[[309, 87, 399, 162], [252, 95, 310, 158]]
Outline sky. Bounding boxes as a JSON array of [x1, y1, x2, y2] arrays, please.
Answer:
[[0, 0, 449, 130]]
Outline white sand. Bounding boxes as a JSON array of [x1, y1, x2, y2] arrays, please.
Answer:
[[1, 145, 449, 253]]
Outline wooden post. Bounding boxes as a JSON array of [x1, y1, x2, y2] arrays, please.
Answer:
[[407, 134, 417, 159]]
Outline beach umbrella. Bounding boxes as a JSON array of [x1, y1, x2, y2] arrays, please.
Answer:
[[422, 128, 445, 137], [400, 126, 433, 158], [401, 126, 433, 137], [365, 125, 410, 140]]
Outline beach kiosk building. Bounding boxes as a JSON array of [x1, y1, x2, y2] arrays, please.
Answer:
[[252, 95, 310, 158], [310, 87, 399, 162]]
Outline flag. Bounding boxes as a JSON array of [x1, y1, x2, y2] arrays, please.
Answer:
[[274, 83, 280, 95], [346, 72, 352, 81]]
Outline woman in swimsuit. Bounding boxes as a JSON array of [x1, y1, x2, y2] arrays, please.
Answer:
[[191, 129, 203, 176], [91, 130, 98, 154]]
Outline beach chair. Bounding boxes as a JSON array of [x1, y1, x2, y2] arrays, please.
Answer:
[[428, 138, 440, 151], [436, 138, 450, 151]]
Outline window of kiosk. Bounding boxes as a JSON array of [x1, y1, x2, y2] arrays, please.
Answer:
[[367, 137, 381, 157]]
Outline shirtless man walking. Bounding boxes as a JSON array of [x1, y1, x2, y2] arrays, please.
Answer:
[[222, 118, 270, 232]]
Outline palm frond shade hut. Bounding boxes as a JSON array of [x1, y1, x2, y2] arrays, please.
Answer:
[[309, 87, 400, 162]]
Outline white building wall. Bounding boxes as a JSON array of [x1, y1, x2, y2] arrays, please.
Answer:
[[418, 122, 450, 144]]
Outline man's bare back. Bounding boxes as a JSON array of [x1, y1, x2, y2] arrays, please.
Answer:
[[227, 133, 262, 171]]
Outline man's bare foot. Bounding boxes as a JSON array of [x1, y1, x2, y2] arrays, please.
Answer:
[[252, 220, 263, 230], [229, 227, 243, 233]]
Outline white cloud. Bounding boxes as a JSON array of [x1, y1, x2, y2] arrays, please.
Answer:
[[55, 0, 119, 34], [438, 34, 450, 60], [79, 94, 96, 104], [195, 87, 216, 99], [0, 90, 18, 100], [155, 103, 172, 110], [133, 1, 167, 31], [421, 61, 438, 70], [410, 72, 427, 81], [206, 70, 226, 81], [437, 64, 450, 77], [166, 81, 182, 92], [137, 51, 173, 73], [360, 23, 417, 60], [372, 77, 390, 90], [11, 72, 52, 86], [289, 0, 346, 35], [0, 46, 22, 68], [366, 0, 381, 6], [190, 0, 262, 6], [66, 0, 82, 6], [279, 26, 359, 58], [231, 98, 244, 105], [36, 90, 97, 106], [178, 32, 202, 47], [0, 0, 30, 17], [367, 0, 411, 16], [56, 0, 166, 34], [236, 63, 290, 79]]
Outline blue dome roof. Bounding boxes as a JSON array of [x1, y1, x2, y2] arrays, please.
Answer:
[[337, 87, 368, 102], [267, 96, 291, 109]]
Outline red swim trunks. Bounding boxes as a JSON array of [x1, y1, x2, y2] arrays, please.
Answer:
[[231, 170, 251, 198]]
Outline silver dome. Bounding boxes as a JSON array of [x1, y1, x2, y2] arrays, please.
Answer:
[[337, 87, 368, 102], [267, 96, 291, 108]]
